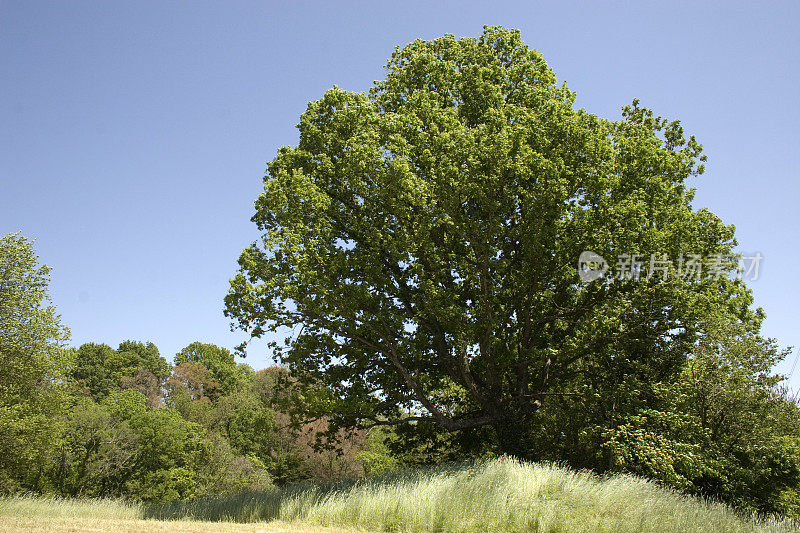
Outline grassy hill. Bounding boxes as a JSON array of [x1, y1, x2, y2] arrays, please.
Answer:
[[2, 458, 796, 532]]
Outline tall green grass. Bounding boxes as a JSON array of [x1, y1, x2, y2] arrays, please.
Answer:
[[146, 457, 796, 532], [3, 458, 797, 532]]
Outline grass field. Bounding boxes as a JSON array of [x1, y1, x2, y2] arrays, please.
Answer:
[[1, 458, 796, 532], [0, 496, 356, 532]]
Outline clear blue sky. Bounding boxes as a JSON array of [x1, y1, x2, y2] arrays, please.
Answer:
[[2, 1, 798, 386]]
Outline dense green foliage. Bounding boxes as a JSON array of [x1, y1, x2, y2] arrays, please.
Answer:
[[174, 341, 253, 395], [27, 353, 376, 501], [526, 317, 800, 515], [225, 25, 746, 452], [224, 26, 800, 517], [0, 233, 70, 492], [0, 234, 379, 502], [2, 27, 800, 522], [71, 341, 170, 403]]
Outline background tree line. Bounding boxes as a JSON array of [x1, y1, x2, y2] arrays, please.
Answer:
[[0, 233, 394, 503]]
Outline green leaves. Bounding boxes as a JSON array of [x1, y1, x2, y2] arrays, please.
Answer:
[[174, 342, 253, 396], [226, 27, 767, 478], [0, 233, 70, 492], [71, 341, 170, 401], [0, 233, 70, 393]]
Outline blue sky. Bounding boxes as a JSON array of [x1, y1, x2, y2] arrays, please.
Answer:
[[2, 1, 798, 387]]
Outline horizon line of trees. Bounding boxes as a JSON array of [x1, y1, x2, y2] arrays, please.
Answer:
[[3, 334, 389, 502], [0, 233, 394, 503]]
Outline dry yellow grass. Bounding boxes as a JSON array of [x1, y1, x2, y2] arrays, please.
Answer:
[[0, 516, 361, 533]]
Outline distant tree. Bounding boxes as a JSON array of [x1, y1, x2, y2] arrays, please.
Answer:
[[293, 418, 367, 481], [70, 343, 117, 400], [251, 368, 308, 483], [215, 389, 277, 462], [356, 427, 401, 477], [0, 232, 70, 492], [245, 367, 370, 483], [225, 26, 753, 458], [522, 311, 800, 516], [174, 342, 252, 395], [120, 368, 163, 408], [198, 431, 271, 495], [115, 340, 170, 381], [166, 362, 222, 404], [70, 340, 170, 405], [71, 340, 169, 401], [676, 319, 800, 514]]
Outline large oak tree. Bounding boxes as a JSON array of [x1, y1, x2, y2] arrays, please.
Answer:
[[226, 27, 755, 456]]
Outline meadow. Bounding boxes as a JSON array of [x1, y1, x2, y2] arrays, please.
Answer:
[[2, 458, 796, 532]]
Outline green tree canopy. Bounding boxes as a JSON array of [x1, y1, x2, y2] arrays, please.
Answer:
[[174, 341, 252, 395], [116, 340, 170, 380], [70, 343, 117, 400], [226, 27, 761, 457], [71, 340, 169, 401], [0, 232, 70, 491]]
